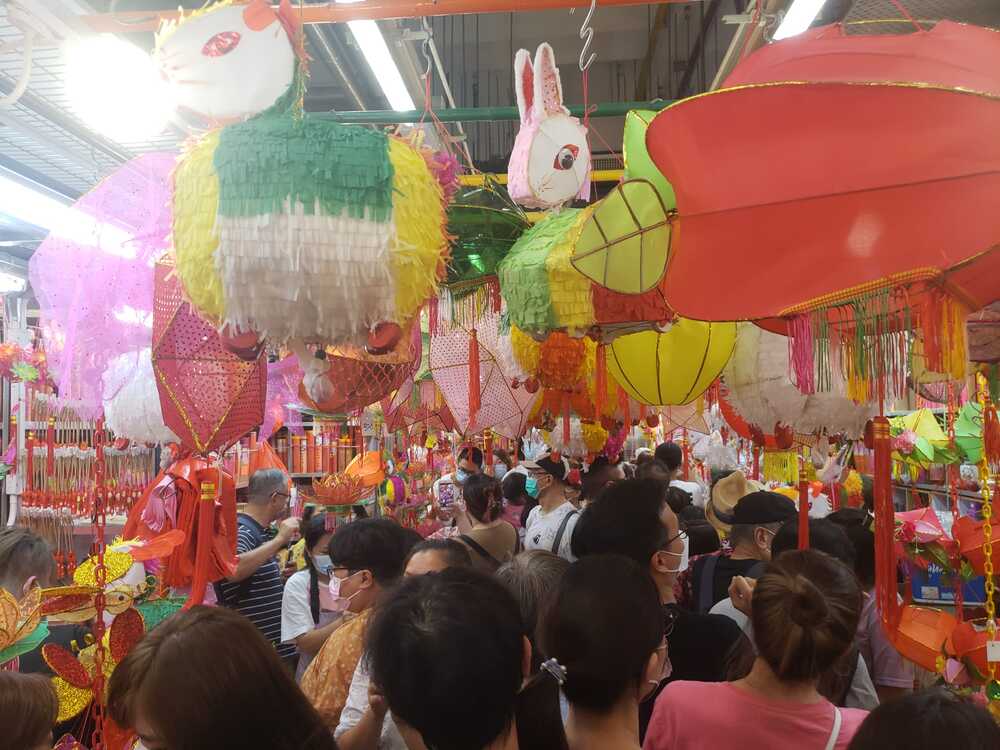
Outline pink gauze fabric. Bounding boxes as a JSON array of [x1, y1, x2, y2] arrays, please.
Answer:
[[29, 153, 176, 419]]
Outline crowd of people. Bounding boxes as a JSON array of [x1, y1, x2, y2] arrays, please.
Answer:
[[2, 443, 1000, 750]]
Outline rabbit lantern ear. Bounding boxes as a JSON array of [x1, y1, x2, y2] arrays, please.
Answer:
[[533, 43, 568, 118], [514, 48, 535, 125]]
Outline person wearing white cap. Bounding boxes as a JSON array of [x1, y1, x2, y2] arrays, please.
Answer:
[[522, 454, 580, 562]]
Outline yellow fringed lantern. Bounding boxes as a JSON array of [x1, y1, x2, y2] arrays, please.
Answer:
[[606, 319, 735, 406], [581, 421, 609, 454], [763, 451, 799, 485]]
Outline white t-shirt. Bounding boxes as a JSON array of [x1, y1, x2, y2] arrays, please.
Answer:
[[281, 569, 341, 681], [335, 655, 407, 750], [671, 479, 706, 509], [524, 502, 579, 561]]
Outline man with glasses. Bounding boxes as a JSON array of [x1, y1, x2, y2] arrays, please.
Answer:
[[571, 477, 749, 743], [217, 468, 301, 665]]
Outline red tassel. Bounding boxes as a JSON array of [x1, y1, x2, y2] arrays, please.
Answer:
[[468, 329, 481, 424], [752, 444, 760, 481], [682, 427, 690, 481], [798, 469, 810, 550], [46, 417, 55, 477], [485, 430, 494, 467], [984, 402, 1000, 473], [487, 276, 502, 313], [184, 477, 218, 609], [562, 392, 571, 446], [595, 344, 608, 419], [871, 416, 899, 633]]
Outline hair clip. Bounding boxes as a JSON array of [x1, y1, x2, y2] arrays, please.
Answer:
[[540, 657, 568, 686]]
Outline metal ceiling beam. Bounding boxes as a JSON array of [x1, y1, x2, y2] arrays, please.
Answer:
[[0, 73, 131, 165], [0, 155, 80, 200], [306, 25, 367, 111], [81, 0, 700, 34], [635, 4, 671, 100], [316, 100, 672, 124], [676, 0, 725, 98]]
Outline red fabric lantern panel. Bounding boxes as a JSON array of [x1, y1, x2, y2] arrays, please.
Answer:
[[299, 322, 420, 415], [647, 21, 1000, 325], [153, 257, 266, 453]]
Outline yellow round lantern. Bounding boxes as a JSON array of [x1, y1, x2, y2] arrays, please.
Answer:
[[607, 319, 736, 406]]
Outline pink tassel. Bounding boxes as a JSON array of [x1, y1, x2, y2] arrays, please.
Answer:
[[788, 314, 815, 395], [469, 330, 481, 424]]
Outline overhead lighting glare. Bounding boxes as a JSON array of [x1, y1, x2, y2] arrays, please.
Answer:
[[773, 0, 829, 40], [65, 37, 175, 143], [0, 174, 135, 258], [345, 19, 416, 111]]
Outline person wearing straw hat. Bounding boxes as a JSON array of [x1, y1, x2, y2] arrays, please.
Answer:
[[680, 472, 795, 614]]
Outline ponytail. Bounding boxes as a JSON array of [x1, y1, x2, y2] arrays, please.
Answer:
[[300, 506, 323, 625]]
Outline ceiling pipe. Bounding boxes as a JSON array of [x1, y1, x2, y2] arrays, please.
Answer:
[[314, 99, 671, 124], [306, 25, 368, 111], [81, 0, 696, 34]]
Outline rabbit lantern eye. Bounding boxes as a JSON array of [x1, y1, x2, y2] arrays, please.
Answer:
[[554, 144, 580, 171], [202, 31, 242, 57]]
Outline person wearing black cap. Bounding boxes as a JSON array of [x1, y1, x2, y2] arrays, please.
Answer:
[[523, 454, 579, 561], [689, 490, 796, 615]]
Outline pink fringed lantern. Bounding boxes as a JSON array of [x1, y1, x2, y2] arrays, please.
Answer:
[[29, 153, 175, 418], [429, 308, 539, 439], [153, 257, 266, 453], [261, 355, 305, 442], [382, 377, 457, 434]]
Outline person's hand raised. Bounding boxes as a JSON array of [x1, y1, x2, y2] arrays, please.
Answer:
[[276, 516, 301, 544], [729, 575, 756, 617]]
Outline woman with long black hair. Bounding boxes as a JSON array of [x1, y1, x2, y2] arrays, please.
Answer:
[[281, 507, 345, 680]]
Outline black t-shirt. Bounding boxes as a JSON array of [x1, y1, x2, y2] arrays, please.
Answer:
[[639, 603, 749, 742], [690, 555, 766, 613]]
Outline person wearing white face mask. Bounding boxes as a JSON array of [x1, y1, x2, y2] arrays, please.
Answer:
[[570, 478, 750, 744], [300, 518, 412, 729], [523, 454, 581, 561], [540, 555, 669, 750], [281, 508, 351, 681]]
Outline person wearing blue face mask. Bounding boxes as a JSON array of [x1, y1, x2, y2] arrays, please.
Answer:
[[522, 454, 580, 561], [432, 445, 485, 526], [281, 507, 349, 681]]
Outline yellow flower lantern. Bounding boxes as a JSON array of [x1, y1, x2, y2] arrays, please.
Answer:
[[607, 319, 736, 406]]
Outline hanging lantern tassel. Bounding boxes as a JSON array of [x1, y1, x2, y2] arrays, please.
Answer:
[[798, 454, 810, 550], [562, 392, 571, 447], [468, 328, 481, 424], [981, 386, 1000, 474], [184, 477, 218, 610], [46, 416, 55, 477], [485, 430, 494, 468], [871, 416, 900, 634], [595, 344, 607, 419]]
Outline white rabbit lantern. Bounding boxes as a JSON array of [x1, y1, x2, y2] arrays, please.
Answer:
[[157, 0, 298, 123], [508, 43, 591, 210]]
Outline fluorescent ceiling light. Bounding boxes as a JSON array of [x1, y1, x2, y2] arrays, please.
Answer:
[[0, 173, 135, 258], [773, 0, 828, 40], [346, 20, 416, 111], [65, 36, 174, 143]]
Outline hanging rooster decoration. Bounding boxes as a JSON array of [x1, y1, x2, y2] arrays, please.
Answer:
[[158, 0, 450, 404]]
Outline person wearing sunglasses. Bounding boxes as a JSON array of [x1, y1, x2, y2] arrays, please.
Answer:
[[217, 469, 301, 666]]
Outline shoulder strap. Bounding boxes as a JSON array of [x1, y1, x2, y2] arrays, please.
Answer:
[[460, 534, 502, 568], [824, 706, 842, 750], [746, 561, 768, 579], [551, 510, 578, 555], [698, 554, 720, 614]]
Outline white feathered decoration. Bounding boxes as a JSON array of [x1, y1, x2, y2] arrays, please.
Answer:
[[723, 324, 876, 439], [103, 350, 179, 444]]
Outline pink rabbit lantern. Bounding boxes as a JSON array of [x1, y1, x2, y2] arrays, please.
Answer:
[[508, 43, 591, 210]]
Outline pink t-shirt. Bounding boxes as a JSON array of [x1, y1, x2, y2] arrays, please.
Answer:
[[643, 681, 867, 750]]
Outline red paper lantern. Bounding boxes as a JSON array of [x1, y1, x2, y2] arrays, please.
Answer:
[[153, 257, 266, 453], [648, 21, 1000, 326]]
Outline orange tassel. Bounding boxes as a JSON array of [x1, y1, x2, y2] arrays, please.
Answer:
[[469, 329, 481, 423], [595, 344, 608, 419]]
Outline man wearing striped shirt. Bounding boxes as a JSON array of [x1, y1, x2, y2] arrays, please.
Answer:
[[217, 469, 300, 665]]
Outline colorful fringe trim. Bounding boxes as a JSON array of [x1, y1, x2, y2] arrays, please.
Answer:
[[787, 284, 968, 406]]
